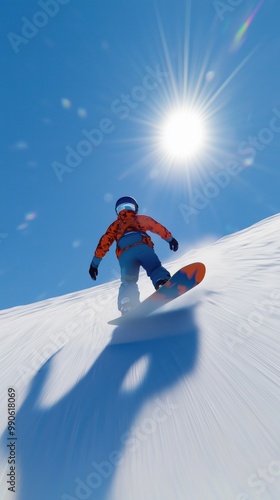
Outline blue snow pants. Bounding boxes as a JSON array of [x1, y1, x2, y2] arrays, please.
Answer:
[[117, 241, 171, 311]]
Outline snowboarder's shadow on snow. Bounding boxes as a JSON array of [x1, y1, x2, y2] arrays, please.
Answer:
[[4, 306, 199, 500], [110, 306, 198, 345]]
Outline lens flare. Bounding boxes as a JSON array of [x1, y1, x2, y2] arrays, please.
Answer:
[[25, 212, 37, 221], [205, 71, 215, 82], [14, 141, 28, 150], [72, 240, 81, 248], [234, 0, 264, 45], [77, 108, 87, 118], [61, 98, 72, 109], [17, 223, 28, 231]]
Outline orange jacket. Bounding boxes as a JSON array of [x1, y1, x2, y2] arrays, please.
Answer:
[[94, 210, 173, 260]]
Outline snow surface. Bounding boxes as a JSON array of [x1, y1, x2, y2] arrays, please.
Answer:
[[1, 214, 280, 500]]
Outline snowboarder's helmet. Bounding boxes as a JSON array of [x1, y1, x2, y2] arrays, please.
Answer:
[[115, 196, 139, 215]]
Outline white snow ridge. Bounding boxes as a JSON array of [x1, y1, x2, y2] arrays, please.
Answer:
[[1, 214, 280, 500]]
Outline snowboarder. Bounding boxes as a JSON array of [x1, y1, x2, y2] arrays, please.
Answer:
[[89, 196, 179, 315]]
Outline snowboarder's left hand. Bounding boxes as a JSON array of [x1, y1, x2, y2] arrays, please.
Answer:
[[169, 237, 178, 251], [89, 264, 98, 280]]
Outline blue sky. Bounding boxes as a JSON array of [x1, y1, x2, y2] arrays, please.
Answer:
[[1, 0, 280, 310]]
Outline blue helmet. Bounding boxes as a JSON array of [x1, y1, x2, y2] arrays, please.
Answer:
[[115, 196, 139, 215]]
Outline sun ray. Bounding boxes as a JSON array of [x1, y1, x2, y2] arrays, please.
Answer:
[[182, 0, 192, 103], [201, 46, 259, 113]]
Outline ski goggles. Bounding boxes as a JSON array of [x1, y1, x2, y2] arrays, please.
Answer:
[[116, 203, 136, 214]]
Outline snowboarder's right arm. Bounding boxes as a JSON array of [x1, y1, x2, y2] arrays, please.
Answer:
[[94, 221, 118, 258], [89, 222, 118, 280]]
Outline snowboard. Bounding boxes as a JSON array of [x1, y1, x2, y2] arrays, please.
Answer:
[[108, 262, 206, 326]]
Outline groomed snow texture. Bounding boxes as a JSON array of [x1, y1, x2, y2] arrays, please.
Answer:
[[1, 214, 280, 500]]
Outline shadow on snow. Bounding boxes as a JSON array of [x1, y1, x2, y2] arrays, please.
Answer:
[[2, 306, 199, 500]]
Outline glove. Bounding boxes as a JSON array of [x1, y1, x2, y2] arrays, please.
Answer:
[[169, 237, 178, 252], [89, 264, 98, 280]]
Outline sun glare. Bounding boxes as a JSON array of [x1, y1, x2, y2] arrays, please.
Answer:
[[116, 5, 257, 185], [161, 109, 205, 160]]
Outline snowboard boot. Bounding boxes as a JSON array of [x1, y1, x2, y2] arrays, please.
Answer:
[[155, 279, 169, 290], [120, 297, 132, 316]]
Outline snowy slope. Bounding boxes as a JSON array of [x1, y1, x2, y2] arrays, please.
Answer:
[[1, 214, 280, 500]]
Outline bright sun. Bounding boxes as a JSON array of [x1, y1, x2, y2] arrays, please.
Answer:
[[161, 109, 205, 160]]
